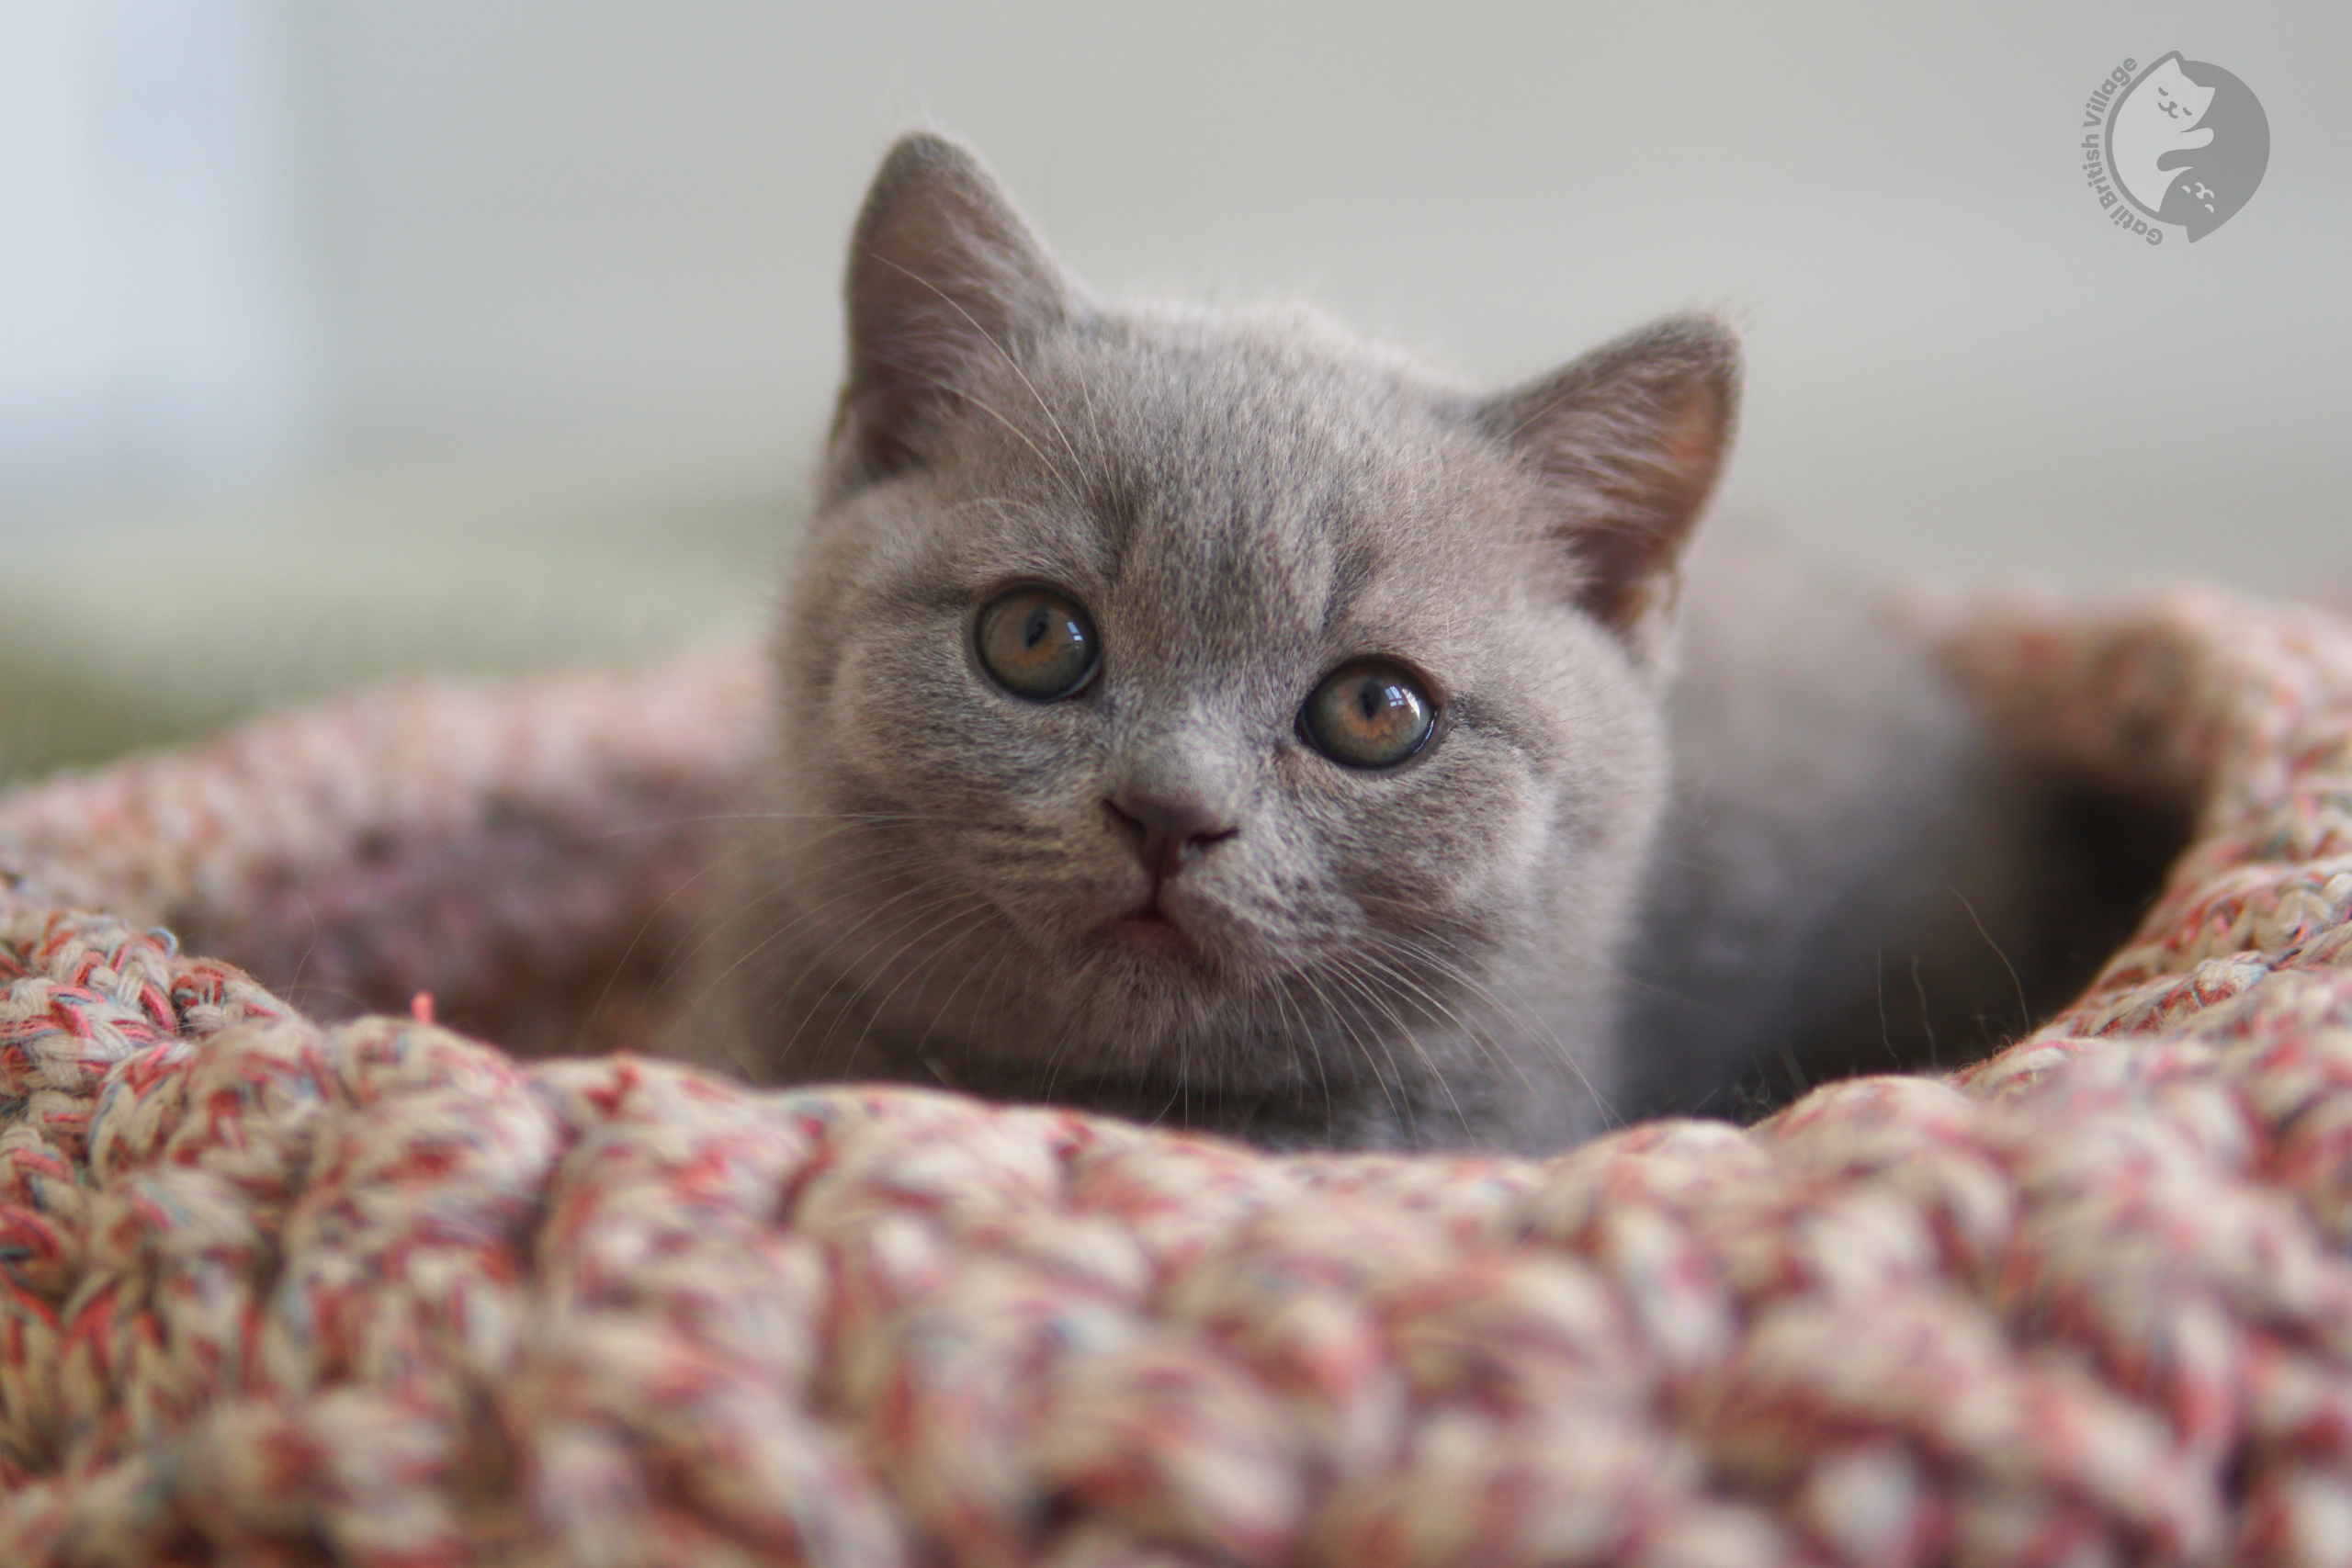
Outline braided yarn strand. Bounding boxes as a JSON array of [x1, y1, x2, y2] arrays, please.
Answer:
[[0, 588, 2346, 1567]]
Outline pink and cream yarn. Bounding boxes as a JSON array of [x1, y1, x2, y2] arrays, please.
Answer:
[[2, 588, 2349, 1567]]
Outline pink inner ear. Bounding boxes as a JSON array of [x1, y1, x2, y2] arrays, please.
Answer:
[[1653, 382, 1731, 487], [1574, 379, 1734, 630]]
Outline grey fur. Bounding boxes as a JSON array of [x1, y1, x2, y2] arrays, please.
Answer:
[[1613, 528, 2169, 1122], [672, 133, 2164, 1152]]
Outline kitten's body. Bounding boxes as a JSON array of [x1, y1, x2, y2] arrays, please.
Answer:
[[1619, 529, 2152, 1121], [675, 135, 2148, 1152]]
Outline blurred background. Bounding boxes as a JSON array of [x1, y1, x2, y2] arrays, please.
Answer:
[[3, 0, 2346, 781]]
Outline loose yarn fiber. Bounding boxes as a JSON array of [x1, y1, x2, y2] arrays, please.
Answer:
[[1, 590, 2349, 1568]]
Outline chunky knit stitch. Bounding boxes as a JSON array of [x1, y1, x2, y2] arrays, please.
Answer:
[[0, 590, 2348, 1567]]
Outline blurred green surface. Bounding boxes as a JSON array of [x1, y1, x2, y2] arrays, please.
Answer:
[[0, 461, 793, 785]]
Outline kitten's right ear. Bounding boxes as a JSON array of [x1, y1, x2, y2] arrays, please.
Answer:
[[834, 132, 1071, 486], [1477, 314, 1742, 643]]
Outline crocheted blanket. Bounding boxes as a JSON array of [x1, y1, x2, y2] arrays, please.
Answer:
[[1, 591, 2348, 1568]]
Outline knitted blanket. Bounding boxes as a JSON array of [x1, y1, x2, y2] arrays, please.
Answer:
[[0, 590, 2348, 1568]]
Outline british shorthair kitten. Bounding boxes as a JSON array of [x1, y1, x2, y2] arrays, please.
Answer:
[[672, 133, 2161, 1152]]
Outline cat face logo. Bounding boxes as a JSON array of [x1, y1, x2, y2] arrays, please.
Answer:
[[2102, 52, 2269, 241]]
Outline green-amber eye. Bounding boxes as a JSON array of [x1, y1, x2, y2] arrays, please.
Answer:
[[977, 586, 1099, 700], [1302, 660, 1436, 769]]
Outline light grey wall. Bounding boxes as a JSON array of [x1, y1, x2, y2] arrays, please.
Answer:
[[0, 0, 310, 495], [10, 1, 2351, 589]]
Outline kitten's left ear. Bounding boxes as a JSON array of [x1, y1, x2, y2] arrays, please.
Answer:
[[1476, 313, 1741, 640]]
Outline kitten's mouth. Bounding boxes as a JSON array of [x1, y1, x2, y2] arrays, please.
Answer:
[[1105, 889, 1195, 957]]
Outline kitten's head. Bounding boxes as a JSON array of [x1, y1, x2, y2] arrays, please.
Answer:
[[752, 133, 1738, 1149]]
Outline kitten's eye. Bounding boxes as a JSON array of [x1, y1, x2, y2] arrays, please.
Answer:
[[1302, 660, 1435, 769], [977, 586, 1099, 700]]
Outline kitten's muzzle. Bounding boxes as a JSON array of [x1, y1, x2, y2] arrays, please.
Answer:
[[1100, 789, 1238, 957]]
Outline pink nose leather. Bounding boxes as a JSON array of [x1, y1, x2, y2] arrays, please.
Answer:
[[1103, 791, 1238, 881]]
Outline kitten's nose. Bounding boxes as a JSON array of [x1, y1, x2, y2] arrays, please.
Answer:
[[1103, 790, 1238, 881]]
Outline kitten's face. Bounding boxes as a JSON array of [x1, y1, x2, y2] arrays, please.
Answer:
[[739, 135, 1737, 1149]]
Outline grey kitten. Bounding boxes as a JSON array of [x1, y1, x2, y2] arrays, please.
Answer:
[[674, 133, 2161, 1152]]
